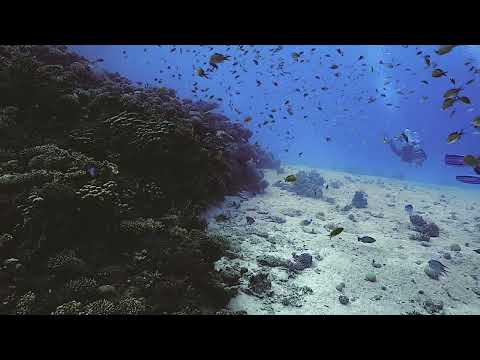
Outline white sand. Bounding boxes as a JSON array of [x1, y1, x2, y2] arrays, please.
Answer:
[[207, 165, 480, 315]]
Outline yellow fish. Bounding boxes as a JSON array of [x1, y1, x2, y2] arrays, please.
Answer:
[[447, 130, 464, 144], [329, 227, 344, 239], [285, 174, 297, 182], [472, 116, 480, 128], [464, 155, 479, 167]]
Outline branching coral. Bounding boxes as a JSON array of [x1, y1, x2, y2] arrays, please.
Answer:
[[115, 297, 146, 315], [63, 277, 97, 302], [274, 170, 325, 198], [16, 291, 37, 315], [51, 300, 83, 315], [83, 299, 115, 315]]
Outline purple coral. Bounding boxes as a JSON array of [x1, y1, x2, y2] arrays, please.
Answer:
[[421, 222, 440, 237], [352, 191, 368, 208], [410, 215, 439, 238], [410, 214, 427, 228]]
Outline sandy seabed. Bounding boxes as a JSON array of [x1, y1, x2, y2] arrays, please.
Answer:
[[207, 165, 480, 315]]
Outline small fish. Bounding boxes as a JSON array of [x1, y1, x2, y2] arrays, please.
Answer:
[[336, 48, 344, 56], [329, 227, 344, 239], [443, 88, 462, 99], [466, 79, 475, 85], [420, 80, 429, 85], [432, 68, 447, 78], [298, 152, 303, 157], [325, 184, 329, 190], [330, 64, 339, 69], [404, 204, 413, 215], [246, 216, 255, 225], [244, 116, 252, 123], [291, 52, 303, 61], [472, 116, 480, 128], [209, 53, 230, 66], [325, 137, 332, 142], [435, 45, 457, 55], [447, 130, 464, 144], [285, 174, 297, 182], [196, 68, 209, 79], [424, 56, 431, 67], [458, 96, 471, 104], [442, 97, 457, 110], [358, 236, 376, 243]]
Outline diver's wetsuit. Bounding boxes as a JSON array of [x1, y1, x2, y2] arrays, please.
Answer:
[[389, 139, 427, 166]]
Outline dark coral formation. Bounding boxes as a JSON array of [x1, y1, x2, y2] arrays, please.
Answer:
[[0, 45, 272, 314], [246, 272, 272, 297], [287, 253, 313, 272], [409, 214, 440, 240], [273, 170, 325, 199], [351, 191, 368, 208], [420, 222, 440, 238], [409, 215, 427, 228]]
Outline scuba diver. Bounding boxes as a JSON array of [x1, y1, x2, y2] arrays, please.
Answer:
[[384, 128, 427, 167]]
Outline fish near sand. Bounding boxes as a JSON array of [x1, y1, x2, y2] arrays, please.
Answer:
[[329, 227, 344, 239], [358, 236, 376, 243], [246, 216, 255, 225]]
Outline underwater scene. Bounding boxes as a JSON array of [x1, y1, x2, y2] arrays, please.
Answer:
[[1, 45, 480, 315]]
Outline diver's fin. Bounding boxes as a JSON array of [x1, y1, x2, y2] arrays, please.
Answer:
[[445, 154, 466, 166], [456, 175, 480, 184]]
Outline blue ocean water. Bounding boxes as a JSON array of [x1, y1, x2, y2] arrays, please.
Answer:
[[69, 45, 480, 188]]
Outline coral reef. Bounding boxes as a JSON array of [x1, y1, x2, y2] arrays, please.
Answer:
[[273, 170, 325, 199], [351, 191, 368, 208], [288, 253, 313, 272], [409, 215, 440, 238], [409, 215, 427, 228], [0, 45, 272, 314]]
